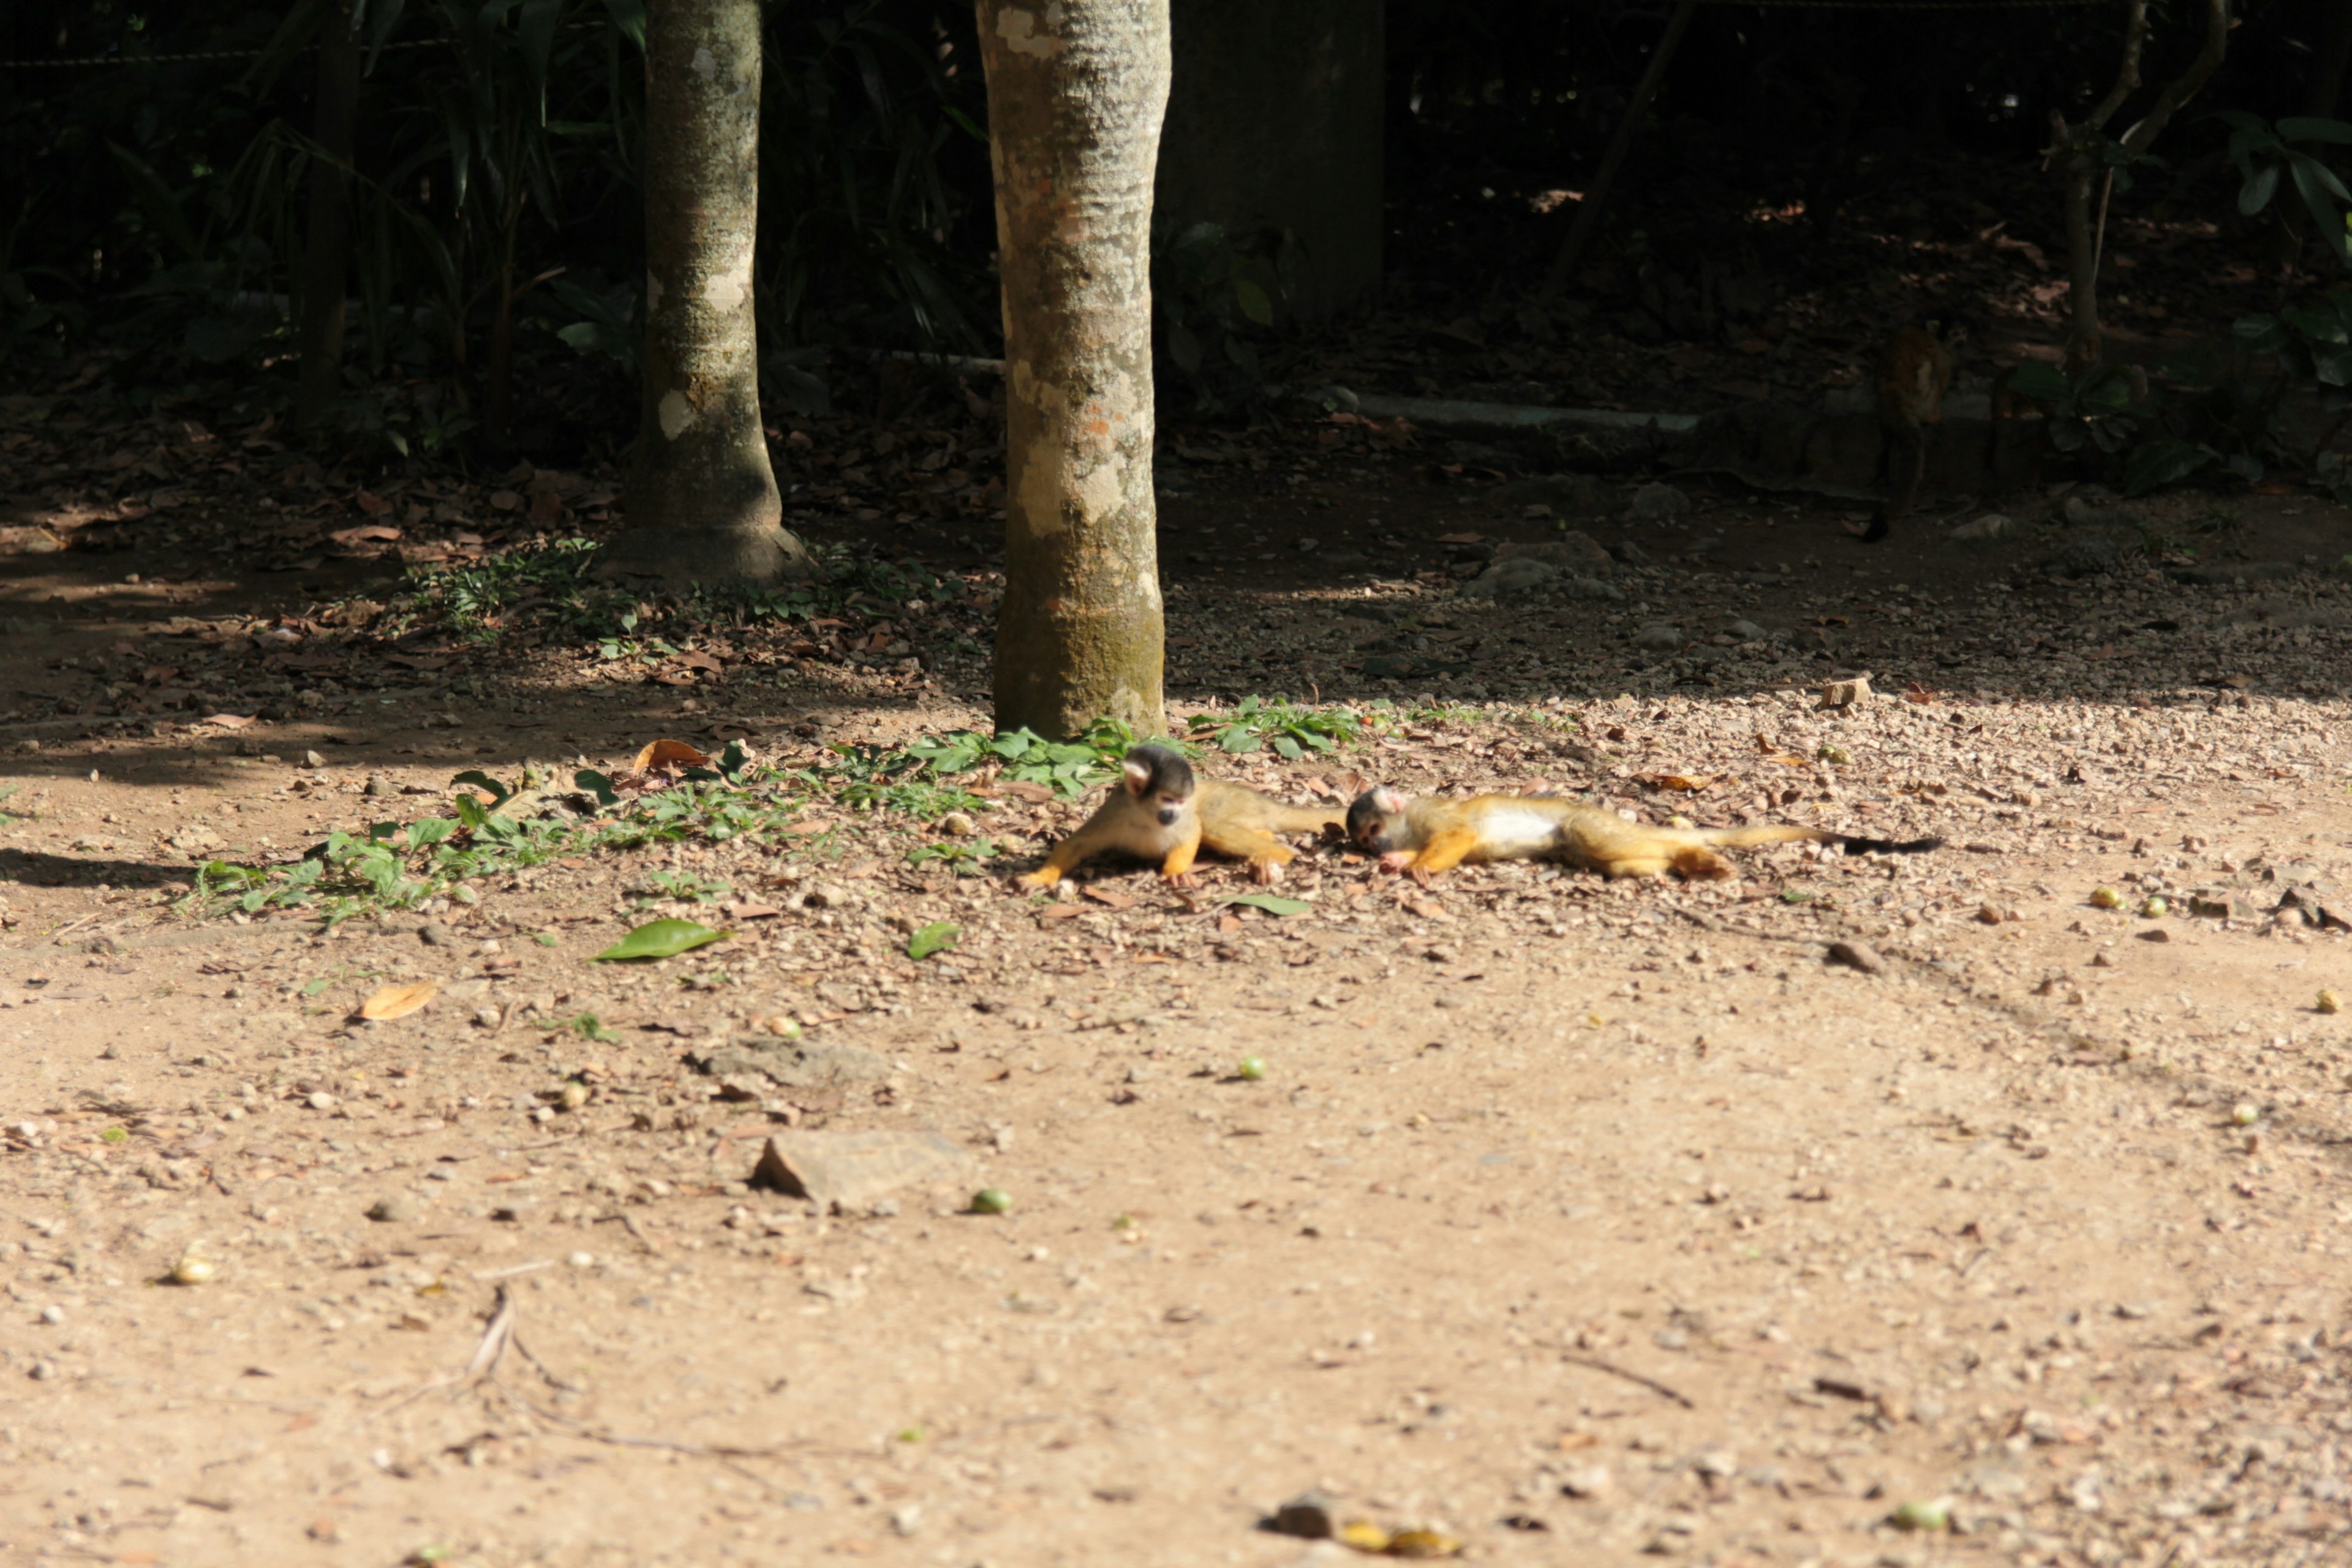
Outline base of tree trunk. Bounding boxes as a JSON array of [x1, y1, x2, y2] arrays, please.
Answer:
[[598, 524, 820, 589]]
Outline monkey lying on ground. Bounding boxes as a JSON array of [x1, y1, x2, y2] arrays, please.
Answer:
[[1852, 313, 1958, 544], [1014, 744, 1343, 889], [1345, 786, 1940, 882]]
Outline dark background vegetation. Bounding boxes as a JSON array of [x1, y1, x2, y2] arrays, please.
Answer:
[[2, 0, 2347, 464]]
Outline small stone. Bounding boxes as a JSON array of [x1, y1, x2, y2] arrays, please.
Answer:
[[1457, 556, 1561, 601], [1633, 623, 1684, 652], [302, 750, 328, 768], [1559, 1466, 1613, 1499], [1948, 513, 2015, 542], [473, 1006, 502, 1028], [1625, 483, 1691, 523], [805, 884, 851, 910], [1724, 619, 1769, 641], [1821, 674, 1873, 708], [366, 1196, 420, 1224], [419, 922, 453, 947], [306, 1091, 337, 1112], [1826, 940, 1885, 975], [39, 1304, 64, 1325], [364, 775, 393, 798], [937, 812, 976, 837], [1270, 1490, 1340, 1539]]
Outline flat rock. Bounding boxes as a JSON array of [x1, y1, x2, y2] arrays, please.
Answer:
[[1626, 482, 1691, 523], [1493, 532, 1613, 575], [1633, 623, 1685, 652], [1457, 556, 1561, 601], [692, 1038, 893, 1088], [750, 1130, 974, 1211], [1827, 940, 1886, 975]]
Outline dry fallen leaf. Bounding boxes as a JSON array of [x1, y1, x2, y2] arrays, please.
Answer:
[[1080, 886, 1136, 910], [358, 981, 438, 1021], [633, 738, 713, 772]]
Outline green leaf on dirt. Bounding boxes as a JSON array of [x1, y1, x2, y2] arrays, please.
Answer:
[[538, 1011, 617, 1042], [450, 769, 513, 807], [99, 1126, 128, 1145], [589, 918, 729, 962], [575, 769, 620, 807], [532, 931, 560, 947], [907, 922, 960, 960], [1221, 893, 1311, 916]]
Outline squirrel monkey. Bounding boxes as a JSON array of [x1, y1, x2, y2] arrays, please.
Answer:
[[1345, 786, 1940, 883], [1014, 743, 1342, 889], [1854, 313, 1958, 544]]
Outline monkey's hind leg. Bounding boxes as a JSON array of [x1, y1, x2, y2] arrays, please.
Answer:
[[1204, 824, 1296, 883]]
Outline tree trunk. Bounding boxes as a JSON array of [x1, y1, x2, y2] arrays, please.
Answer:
[[978, 0, 1171, 741], [611, 0, 815, 588], [2059, 147, 2103, 375], [1154, 0, 1382, 323], [296, 0, 360, 428]]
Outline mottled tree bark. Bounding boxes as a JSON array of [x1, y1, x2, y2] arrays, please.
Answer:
[[612, 0, 815, 587], [295, 0, 360, 428], [978, 0, 1171, 741]]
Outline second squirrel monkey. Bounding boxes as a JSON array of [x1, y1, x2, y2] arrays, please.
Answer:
[[1854, 312, 1958, 544], [1014, 743, 1342, 889], [1346, 786, 1939, 882]]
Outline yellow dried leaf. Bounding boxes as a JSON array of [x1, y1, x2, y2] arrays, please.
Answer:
[[633, 739, 712, 772], [358, 981, 438, 1021], [1337, 1522, 1393, 1553], [1385, 1530, 1462, 1559]]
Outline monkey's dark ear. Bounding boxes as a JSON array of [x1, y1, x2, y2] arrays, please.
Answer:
[[1121, 755, 1154, 796], [1372, 786, 1407, 812]]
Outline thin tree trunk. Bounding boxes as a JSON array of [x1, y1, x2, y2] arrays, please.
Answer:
[[978, 0, 1171, 741], [1542, 0, 1698, 298], [296, 0, 360, 427], [612, 0, 813, 587], [2059, 129, 2103, 375]]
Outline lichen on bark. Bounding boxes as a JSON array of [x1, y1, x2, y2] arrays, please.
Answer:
[[979, 0, 1172, 740]]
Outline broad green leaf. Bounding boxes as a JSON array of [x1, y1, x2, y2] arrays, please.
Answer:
[[575, 769, 619, 807], [1233, 277, 1275, 326], [451, 769, 513, 806], [1222, 893, 1311, 917], [589, 918, 730, 962], [2240, 162, 2282, 216], [2280, 115, 2352, 144], [907, 922, 960, 960]]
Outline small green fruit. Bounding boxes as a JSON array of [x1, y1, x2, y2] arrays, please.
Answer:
[[1890, 1499, 1950, 1532], [2089, 887, 2122, 910], [2231, 1102, 2261, 1126], [1237, 1056, 1267, 1081], [2140, 895, 2168, 918], [2317, 989, 2341, 1015], [970, 1188, 1012, 1215]]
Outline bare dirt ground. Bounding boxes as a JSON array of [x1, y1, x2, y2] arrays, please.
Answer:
[[4, 418, 2352, 1568]]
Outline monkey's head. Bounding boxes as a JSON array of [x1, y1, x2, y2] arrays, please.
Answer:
[[1344, 786, 1411, 855], [1120, 743, 1196, 827], [1921, 309, 1965, 345]]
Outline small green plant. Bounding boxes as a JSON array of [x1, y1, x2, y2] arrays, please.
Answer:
[[2215, 111, 2352, 264], [634, 869, 732, 907], [906, 838, 1000, 876], [906, 922, 959, 960], [537, 1012, 618, 1042], [1186, 696, 1359, 760]]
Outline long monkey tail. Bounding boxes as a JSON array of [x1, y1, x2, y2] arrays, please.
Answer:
[[1695, 824, 1943, 856]]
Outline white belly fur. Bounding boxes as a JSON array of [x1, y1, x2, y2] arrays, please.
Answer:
[[1479, 804, 1567, 858]]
